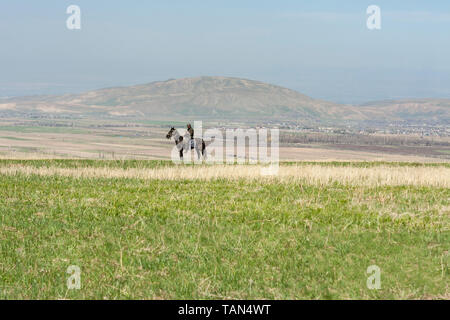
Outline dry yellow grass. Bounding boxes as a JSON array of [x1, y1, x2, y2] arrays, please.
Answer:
[[1, 164, 449, 187]]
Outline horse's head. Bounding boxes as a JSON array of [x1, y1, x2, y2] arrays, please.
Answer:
[[166, 127, 175, 139]]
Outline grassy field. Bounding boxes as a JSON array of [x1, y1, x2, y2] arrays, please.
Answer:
[[0, 160, 448, 299]]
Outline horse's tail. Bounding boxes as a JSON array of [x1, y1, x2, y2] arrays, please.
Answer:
[[202, 140, 206, 155]]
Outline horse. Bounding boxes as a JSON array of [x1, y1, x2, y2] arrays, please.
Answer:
[[166, 127, 206, 161]]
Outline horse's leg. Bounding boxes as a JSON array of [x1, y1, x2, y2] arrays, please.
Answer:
[[179, 149, 183, 161], [202, 140, 206, 160], [196, 145, 201, 160]]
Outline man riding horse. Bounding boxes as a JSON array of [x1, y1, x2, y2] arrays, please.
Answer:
[[166, 124, 206, 161], [187, 123, 194, 149]]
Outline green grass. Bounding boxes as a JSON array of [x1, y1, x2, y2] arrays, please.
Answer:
[[0, 160, 448, 299]]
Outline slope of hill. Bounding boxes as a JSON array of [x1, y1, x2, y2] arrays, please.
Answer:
[[0, 77, 365, 122], [359, 99, 450, 123], [1, 76, 449, 124]]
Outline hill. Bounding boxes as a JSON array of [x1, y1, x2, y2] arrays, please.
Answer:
[[1, 76, 449, 124], [359, 98, 450, 123]]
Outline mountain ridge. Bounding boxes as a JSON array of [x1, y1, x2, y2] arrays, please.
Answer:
[[1, 76, 448, 124]]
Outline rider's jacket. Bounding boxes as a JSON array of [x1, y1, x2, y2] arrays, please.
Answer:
[[187, 127, 194, 139]]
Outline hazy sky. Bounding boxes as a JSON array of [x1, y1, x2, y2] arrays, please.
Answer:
[[1, 0, 450, 103]]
